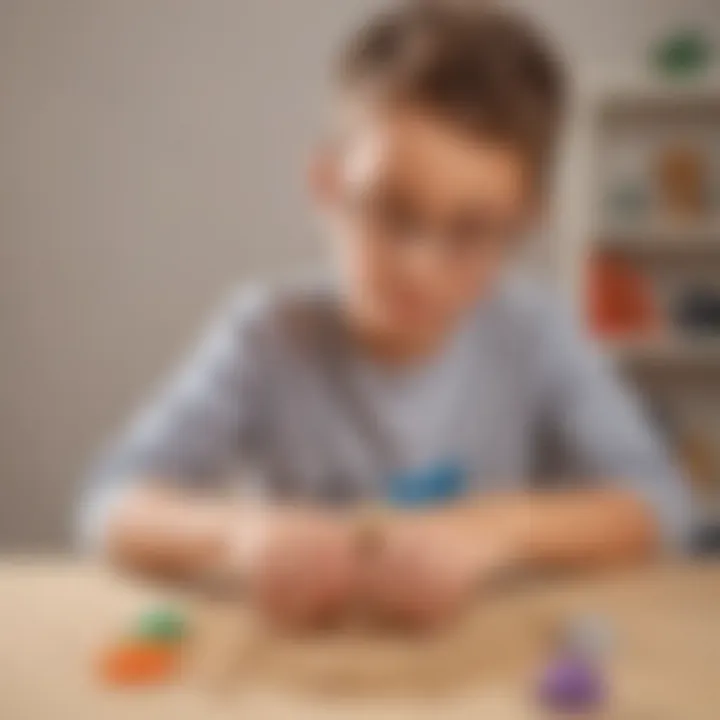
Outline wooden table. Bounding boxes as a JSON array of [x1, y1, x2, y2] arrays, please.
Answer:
[[1, 560, 718, 719]]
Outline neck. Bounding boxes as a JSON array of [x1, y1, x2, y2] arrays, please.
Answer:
[[342, 302, 448, 368]]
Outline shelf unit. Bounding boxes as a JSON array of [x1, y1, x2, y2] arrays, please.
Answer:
[[555, 69, 720, 516], [556, 69, 720, 365]]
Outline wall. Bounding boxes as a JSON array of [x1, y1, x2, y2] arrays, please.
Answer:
[[1, 0, 718, 548]]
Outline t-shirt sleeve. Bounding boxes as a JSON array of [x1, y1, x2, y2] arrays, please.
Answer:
[[535, 303, 694, 551], [78, 288, 270, 549]]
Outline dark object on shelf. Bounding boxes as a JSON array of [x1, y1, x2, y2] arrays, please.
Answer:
[[675, 289, 720, 333], [691, 523, 720, 556], [653, 30, 712, 78]]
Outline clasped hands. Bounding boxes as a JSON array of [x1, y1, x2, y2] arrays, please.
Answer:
[[217, 506, 517, 631]]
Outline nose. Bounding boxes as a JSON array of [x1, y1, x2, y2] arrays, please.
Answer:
[[401, 233, 447, 282]]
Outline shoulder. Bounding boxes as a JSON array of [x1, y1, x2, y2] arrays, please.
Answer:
[[466, 273, 608, 391], [472, 273, 580, 349], [220, 273, 338, 352], [487, 275, 614, 393]]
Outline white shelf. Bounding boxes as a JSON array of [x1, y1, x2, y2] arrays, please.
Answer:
[[558, 66, 720, 388]]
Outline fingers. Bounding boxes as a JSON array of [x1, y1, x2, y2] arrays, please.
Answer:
[[249, 519, 358, 630], [244, 513, 479, 633], [362, 535, 476, 631], [362, 556, 435, 630]]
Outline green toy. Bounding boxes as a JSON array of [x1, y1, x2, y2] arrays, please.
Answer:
[[134, 606, 187, 644], [653, 30, 712, 78]]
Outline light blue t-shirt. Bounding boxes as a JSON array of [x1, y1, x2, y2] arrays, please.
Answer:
[[82, 276, 692, 548]]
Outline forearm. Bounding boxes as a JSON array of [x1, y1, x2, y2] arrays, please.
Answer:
[[449, 487, 660, 572], [523, 489, 658, 568], [100, 484, 234, 581], [95, 481, 659, 587]]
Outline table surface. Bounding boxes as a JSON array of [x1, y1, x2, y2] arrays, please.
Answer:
[[1, 559, 719, 720]]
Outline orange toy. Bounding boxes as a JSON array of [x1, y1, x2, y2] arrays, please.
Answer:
[[99, 641, 180, 686]]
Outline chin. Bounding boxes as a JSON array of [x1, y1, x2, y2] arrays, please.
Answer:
[[383, 308, 446, 338]]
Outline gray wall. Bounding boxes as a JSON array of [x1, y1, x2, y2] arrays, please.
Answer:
[[1, 0, 718, 549]]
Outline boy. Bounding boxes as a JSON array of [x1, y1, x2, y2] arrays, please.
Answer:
[[83, 2, 691, 630]]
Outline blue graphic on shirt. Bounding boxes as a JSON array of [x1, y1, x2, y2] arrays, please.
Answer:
[[387, 460, 468, 509]]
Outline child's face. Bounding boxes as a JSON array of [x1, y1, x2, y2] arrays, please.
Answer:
[[314, 107, 534, 342]]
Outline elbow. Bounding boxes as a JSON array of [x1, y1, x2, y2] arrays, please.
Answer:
[[604, 492, 663, 564], [77, 482, 146, 572]]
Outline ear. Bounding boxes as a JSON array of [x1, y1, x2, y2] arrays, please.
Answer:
[[307, 143, 341, 210]]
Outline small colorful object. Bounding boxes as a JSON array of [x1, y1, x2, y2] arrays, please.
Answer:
[[537, 651, 606, 714], [98, 605, 187, 687], [388, 460, 467, 509], [99, 641, 180, 686], [537, 614, 611, 714], [134, 606, 187, 644]]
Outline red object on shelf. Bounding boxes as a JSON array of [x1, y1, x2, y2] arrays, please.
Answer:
[[587, 251, 662, 338]]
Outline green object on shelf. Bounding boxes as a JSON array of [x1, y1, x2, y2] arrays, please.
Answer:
[[653, 30, 712, 77], [134, 607, 186, 644]]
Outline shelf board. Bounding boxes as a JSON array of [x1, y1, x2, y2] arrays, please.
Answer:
[[597, 225, 720, 253], [582, 69, 720, 106], [579, 70, 720, 127], [606, 336, 720, 366], [599, 91, 720, 119]]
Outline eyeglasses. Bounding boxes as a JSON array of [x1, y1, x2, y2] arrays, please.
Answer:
[[345, 189, 522, 259]]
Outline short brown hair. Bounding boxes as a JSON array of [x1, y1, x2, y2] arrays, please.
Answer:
[[337, 1, 566, 176]]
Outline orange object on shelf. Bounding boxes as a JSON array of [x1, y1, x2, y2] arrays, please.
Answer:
[[656, 145, 708, 220], [587, 250, 662, 339], [99, 641, 180, 686]]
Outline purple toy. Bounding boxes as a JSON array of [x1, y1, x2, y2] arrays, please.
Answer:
[[537, 652, 606, 713], [536, 615, 611, 714]]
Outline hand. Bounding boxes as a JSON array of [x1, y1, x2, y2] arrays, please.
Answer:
[[238, 509, 359, 630], [361, 510, 516, 631]]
